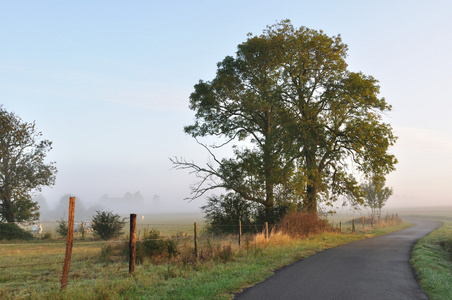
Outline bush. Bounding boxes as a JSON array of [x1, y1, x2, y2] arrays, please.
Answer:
[[0, 223, 33, 240], [91, 211, 125, 240], [202, 193, 297, 235], [56, 219, 68, 237], [134, 229, 179, 263], [279, 212, 331, 237], [202, 193, 254, 235]]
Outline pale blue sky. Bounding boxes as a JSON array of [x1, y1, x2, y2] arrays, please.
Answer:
[[1, 0, 451, 213]]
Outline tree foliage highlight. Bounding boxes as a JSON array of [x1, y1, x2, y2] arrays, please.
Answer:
[[0, 106, 57, 223]]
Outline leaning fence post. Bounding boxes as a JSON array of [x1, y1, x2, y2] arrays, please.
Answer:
[[129, 214, 137, 275], [265, 222, 269, 241], [194, 222, 198, 258], [352, 219, 356, 233], [238, 220, 242, 248], [61, 197, 75, 289]]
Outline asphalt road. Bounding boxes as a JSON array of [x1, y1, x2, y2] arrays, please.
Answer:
[[234, 219, 441, 300]]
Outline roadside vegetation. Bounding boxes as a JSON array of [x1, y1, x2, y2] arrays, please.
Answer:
[[411, 219, 452, 300], [0, 214, 406, 299]]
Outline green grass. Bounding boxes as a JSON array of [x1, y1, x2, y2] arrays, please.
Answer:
[[411, 220, 452, 300], [0, 221, 409, 299]]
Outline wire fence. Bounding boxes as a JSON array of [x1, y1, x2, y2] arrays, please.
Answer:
[[1, 197, 407, 292]]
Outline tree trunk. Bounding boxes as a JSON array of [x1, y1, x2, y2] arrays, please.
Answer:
[[304, 148, 318, 214], [264, 182, 274, 223], [305, 180, 317, 213], [2, 186, 15, 223], [263, 118, 275, 223]]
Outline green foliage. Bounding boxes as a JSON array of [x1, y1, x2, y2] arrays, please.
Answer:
[[0, 106, 57, 223], [130, 229, 179, 264], [202, 193, 254, 235], [202, 193, 295, 234], [91, 210, 125, 240], [0, 223, 33, 240], [56, 218, 68, 237], [173, 20, 397, 219]]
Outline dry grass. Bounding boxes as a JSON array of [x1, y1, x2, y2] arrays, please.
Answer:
[[279, 211, 332, 237]]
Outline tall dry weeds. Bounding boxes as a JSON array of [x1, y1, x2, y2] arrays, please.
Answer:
[[279, 212, 332, 238]]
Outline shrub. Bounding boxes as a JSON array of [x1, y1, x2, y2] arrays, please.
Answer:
[[0, 223, 33, 240], [279, 211, 331, 237], [91, 211, 125, 240], [56, 219, 68, 237], [42, 232, 52, 239], [202, 193, 254, 235], [202, 193, 297, 235], [133, 229, 179, 263]]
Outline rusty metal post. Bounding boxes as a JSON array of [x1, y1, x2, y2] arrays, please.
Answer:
[[238, 220, 242, 248], [129, 214, 137, 275], [61, 197, 75, 289], [265, 222, 269, 241], [194, 222, 198, 258]]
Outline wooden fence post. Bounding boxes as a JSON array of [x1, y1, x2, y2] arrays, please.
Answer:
[[61, 197, 75, 289], [352, 219, 356, 233], [194, 222, 198, 258], [265, 222, 268, 241], [238, 220, 242, 248], [129, 214, 137, 275], [339, 221, 342, 233], [362, 217, 365, 230]]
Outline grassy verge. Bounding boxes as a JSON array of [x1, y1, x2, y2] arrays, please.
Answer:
[[0, 222, 410, 299], [411, 220, 452, 300]]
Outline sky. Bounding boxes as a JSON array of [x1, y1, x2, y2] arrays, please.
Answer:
[[1, 0, 451, 215]]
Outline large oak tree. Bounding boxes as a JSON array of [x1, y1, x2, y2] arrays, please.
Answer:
[[173, 20, 397, 220], [0, 106, 57, 223]]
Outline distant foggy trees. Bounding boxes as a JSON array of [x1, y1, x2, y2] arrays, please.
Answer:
[[0, 106, 57, 223], [36, 191, 149, 221], [362, 176, 393, 218], [173, 20, 397, 222]]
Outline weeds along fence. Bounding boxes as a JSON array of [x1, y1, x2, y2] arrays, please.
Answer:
[[0, 197, 403, 290]]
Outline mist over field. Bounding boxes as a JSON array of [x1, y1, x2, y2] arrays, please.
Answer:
[[33, 191, 203, 221]]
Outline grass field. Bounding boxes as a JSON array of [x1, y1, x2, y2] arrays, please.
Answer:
[[410, 219, 452, 300], [0, 214, 408, 299]]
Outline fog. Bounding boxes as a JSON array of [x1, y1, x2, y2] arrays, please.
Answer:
[[34, 190, 202, 221]]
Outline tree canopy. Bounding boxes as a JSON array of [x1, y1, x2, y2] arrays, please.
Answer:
[[0, 106, 57, 223], [173, 20, 397, 221]]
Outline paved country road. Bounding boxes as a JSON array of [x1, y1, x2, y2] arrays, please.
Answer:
[[234, 219, 441, 300]]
